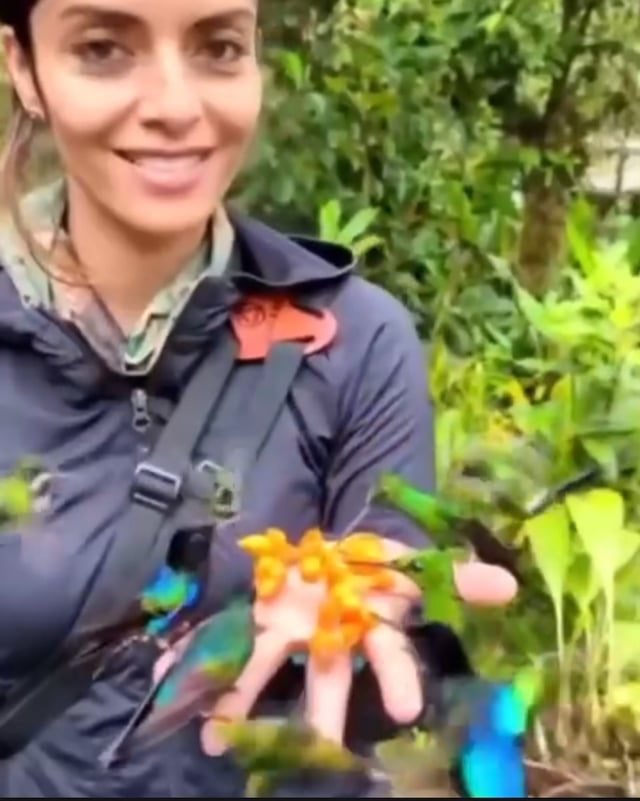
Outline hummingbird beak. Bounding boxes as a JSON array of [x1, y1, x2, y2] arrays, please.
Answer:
[[370, 611, 409, 633], [340, 557, 394, 569]]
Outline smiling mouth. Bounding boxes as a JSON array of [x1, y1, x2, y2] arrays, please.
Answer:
[[115, 149, 212, 171]]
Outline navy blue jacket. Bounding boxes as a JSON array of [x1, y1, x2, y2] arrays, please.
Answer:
[[0, 214, 434, 796]]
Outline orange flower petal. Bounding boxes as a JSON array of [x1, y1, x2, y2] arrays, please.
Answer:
[[364, 569, 396, 591], [330, 582, 363, 614], [266, 527, 288, 546], [255, 577, 282, 599], [318, 597, 342, 628], [342, 605, 376, 632], [309, 627, 345, 661], [255, 555, 276, 576], [255, 557, 286, 586], [340, 623, 365, 649], [299, 528, 326, 551], [300, 554, 325, 582], [324, 553, 350, 583], [267, 528, 297, 560], [339, 532, 386, 561], [238, 534, 271, 557], [340, 604, 364, 624]]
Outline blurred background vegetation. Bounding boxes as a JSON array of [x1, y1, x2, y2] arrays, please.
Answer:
[[3, 0, 640, 791]]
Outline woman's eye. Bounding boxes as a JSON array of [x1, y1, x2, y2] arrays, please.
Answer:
[[200, 39, 246, 66], [73, 39, 128, 66]]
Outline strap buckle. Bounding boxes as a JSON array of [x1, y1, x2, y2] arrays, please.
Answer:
[[197, 459, 241, 519], [132, 462, 182, 511]]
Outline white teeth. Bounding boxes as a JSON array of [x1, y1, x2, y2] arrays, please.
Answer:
[[131, 156, 202, 171]]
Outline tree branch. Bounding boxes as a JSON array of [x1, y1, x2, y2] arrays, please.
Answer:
[[543, 0, 604, 126]]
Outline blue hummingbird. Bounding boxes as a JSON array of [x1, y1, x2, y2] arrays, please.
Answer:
[[437, 674, 533, 797], [380, 622, 538, 798]]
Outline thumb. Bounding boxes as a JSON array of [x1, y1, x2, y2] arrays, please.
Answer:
[[453, 562, 518, 606]]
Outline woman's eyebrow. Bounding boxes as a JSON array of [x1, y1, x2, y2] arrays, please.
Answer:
[[59, 3, 257, 28], [194, 9, 258, 32], [60, 4, 138, 27]]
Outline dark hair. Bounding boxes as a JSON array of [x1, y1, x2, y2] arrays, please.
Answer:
[[0, 1, 83, 284], [0, 2, 38, 49]]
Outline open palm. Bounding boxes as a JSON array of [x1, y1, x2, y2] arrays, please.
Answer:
[[195, 536, 517, 753]]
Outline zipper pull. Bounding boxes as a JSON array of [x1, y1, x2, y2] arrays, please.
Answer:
[[131, 388, 151, 433]]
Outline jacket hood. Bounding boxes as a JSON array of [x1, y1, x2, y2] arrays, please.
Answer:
[[228, 210, 355, 290]]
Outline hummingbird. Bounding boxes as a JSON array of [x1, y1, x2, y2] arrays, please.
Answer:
[[378, 623, 539, 798], [99, 596, 260, 766], [417, 623, 538, 798], [370, 466, 627, 582], [214, 718, 366, 796], [370, 472, 523, 579], [430, 673, 536, 797], [140, 564, 201, 636], [0, 459, 42, 529], [383, 547, 468, 631]]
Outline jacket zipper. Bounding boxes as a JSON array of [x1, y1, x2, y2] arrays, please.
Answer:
[[130, 388, 151, 434]]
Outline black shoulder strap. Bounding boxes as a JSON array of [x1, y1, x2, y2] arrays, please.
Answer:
[[82, 335, 308, 634], [77, 332, 239, 633], [0, 322, 309, 757]]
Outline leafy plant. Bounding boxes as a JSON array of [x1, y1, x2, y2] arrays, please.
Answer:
[[317, 199, 383, 257], [432, 209, 640, 790]]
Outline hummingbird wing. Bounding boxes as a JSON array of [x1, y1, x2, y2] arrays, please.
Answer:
[[457, 520, 523, 579], [375, 734, 457, 797], [129, 601, 257, 749], [217, 719, 364, 796], [128, 665, 240, 749]]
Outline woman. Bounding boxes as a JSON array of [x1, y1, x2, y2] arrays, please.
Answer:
[[0, 0, 517, 796]]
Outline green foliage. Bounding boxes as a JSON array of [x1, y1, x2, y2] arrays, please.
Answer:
[[432, 212, 640, 773], [237, 0, 640, 323]]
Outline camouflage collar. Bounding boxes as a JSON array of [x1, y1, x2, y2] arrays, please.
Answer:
[[0, 180, 235, 374]]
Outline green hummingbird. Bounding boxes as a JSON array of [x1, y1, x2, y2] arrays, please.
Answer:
[[370, 472, 522, 579], [99, 596, 259, 766], [386, 547, 468, 631]]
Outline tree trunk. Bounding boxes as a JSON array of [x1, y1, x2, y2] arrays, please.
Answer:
[[516, 170, 569, 296]]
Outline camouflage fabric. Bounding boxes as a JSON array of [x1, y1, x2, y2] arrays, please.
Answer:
[[0, 180, 234, 375]]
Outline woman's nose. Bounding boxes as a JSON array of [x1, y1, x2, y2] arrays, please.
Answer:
[[137, 50, 203, 133]]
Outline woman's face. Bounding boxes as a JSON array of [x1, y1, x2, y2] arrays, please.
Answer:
[[4, 0, 262, 237]]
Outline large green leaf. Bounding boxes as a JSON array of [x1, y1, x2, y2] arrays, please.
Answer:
[[522, 503, 573, 659]]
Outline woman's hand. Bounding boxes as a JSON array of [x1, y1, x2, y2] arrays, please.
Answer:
[[196, 536, 517, 755]]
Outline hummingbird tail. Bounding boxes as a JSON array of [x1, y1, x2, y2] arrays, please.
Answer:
[[459, 520, 523, 581], [129, 675, 235, 752]]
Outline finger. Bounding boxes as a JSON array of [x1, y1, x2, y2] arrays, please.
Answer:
[[454, 561, 518, 605], [363, 624, 423, 725], [201, 630, 289, 755], [380, 538, 516, 606], [304, 650, 353, 744]]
